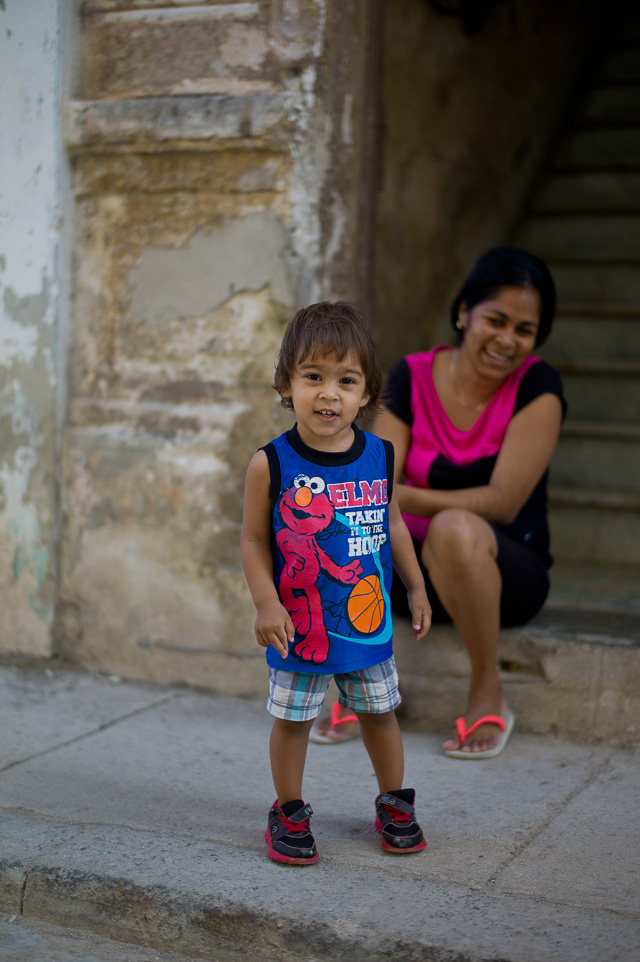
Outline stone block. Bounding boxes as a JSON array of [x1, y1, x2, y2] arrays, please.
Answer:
[[392, 616, 640, 744], [516, 214, 640, 262], [542, 316, 640, 363], [554, 367, 640, 423], [80, 4, 275, 100], [549, 500, 640, 565], [551, 432, 640, 494], [73, 149, 290, 197], [555, 128, 640, 170], [552, 262, 640, 313], [532, 171, 640, 215], [65, 93, 292, 151], [577, 84, 640, 125]]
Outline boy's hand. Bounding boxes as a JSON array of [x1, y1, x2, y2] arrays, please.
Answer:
[[254, 599, 294, 658], [407, 588, 432, 640]]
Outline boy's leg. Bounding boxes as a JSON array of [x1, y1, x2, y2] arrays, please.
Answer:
[[356, 710, 404, 794], [264, 667, 330, 864], [337, 660, 426, 853], [270, 716, 314, 803], [359, 711, 426, 853]]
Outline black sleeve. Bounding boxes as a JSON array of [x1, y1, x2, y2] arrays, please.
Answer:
[[260, 443, 280, 507], [381, 438, 395, 503], [382, 359, 413, 426], [514, 361, 567, 418]]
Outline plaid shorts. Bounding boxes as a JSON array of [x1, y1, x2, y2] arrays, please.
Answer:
[[267, 656, 400, 722]]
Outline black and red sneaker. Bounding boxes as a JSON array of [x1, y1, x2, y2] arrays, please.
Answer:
[[374, 788, 427, 853], [265, 799, 319, 864]]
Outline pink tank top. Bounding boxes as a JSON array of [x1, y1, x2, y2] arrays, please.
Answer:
[[403, 347, 541, 543]]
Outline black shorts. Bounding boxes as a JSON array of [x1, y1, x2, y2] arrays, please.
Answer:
[[391, 526, 550, 628]]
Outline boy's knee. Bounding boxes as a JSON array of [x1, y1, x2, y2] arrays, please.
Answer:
[[272, 716, 314, 734], [356, 708, 398, 728]]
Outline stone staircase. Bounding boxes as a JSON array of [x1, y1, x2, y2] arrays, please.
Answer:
[[514, 4, 640, 574], [397, 7, 640, 746]]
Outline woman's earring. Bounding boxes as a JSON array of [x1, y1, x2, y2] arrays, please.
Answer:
[[456, 318, 464, 330]]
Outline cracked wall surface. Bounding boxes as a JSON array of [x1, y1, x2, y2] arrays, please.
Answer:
[[1, 1, 607, 690], [57, 0, 371, 689]]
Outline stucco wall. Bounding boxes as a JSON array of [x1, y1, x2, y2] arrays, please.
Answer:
[[1, 0, 609, 687], [0, 0, 63, 657], [372, 0, 605, 368], [58, 0, 374, 691]]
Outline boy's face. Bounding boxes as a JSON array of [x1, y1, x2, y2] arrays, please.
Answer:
[[281, 350, 370, 452]]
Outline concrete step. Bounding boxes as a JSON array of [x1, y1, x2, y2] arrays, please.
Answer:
[[397, 554, 640, 745], [608, 8, 640, 46], [395, 589, 640, 745], [516, 213, 640, 262], [541, 314, 640, 362], [548, 486, 640, 564], [551, 360, 640, 422], [547, 556, 640, 614], [531, 171, 640, 214], [554, 127, 640, 170], [551, 421, 640, 493], [577, 83, 640, 126], [598, 45, 640, 83], [551, 261, 640, 313]]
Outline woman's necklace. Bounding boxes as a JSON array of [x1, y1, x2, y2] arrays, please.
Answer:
[[449, 352, 495, 413]]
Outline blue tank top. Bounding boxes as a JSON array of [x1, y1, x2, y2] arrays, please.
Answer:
[[262, 425, 395, 674]]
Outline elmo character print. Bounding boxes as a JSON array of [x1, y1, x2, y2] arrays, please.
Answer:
[[276, 473, 363, 663]]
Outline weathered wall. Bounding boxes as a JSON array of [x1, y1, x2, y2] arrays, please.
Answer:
[[1, 0, 612, 686], [372, 0, 606, 368], [58, 0, 374, 691], [0, 0, 64, 657]]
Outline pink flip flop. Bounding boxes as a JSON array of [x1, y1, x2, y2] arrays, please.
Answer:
[[309, 701, 360, 745], [444, 708, 515, 759]]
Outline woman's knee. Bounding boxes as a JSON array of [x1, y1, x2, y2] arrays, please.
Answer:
[[423, 509, 496, 569]]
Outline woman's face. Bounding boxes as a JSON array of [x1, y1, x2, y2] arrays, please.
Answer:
[[458, 285, 541, 380]]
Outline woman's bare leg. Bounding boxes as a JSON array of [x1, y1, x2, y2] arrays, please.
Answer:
[[422, 509, 506, 753]]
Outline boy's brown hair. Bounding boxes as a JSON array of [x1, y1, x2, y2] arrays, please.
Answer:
[[273, 301, 383, 419]]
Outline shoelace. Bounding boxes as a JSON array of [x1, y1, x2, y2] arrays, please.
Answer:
[[280, 815, 310, 836], [381, 804, 411, 825]]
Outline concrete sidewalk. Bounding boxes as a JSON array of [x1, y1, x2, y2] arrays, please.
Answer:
[[0, 665, 638, 962]]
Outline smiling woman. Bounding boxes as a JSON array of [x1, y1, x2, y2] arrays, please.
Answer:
[[373, 247, 566, 759]]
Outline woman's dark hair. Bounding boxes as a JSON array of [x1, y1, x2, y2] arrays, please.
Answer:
[[450, 247, 556, 346], [274, 301, 383, 419]]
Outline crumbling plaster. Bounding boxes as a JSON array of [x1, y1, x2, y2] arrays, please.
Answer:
[[59, 0, 370, 689]]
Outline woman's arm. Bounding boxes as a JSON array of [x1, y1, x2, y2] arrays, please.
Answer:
[[241, 451, 292, 657], [374, 394, 563, 526]]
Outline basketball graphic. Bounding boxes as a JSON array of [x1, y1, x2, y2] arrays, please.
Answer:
[[347, 574, 385, 634]]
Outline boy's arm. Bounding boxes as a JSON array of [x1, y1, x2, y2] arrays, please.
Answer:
[[241, 450, 293, 658], [388, 492, 431, 640]]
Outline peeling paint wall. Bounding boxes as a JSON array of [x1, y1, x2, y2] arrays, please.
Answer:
[[1, 1, 606, 687], [0, 0, 63, 656], [59, 0, 372, 691]]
